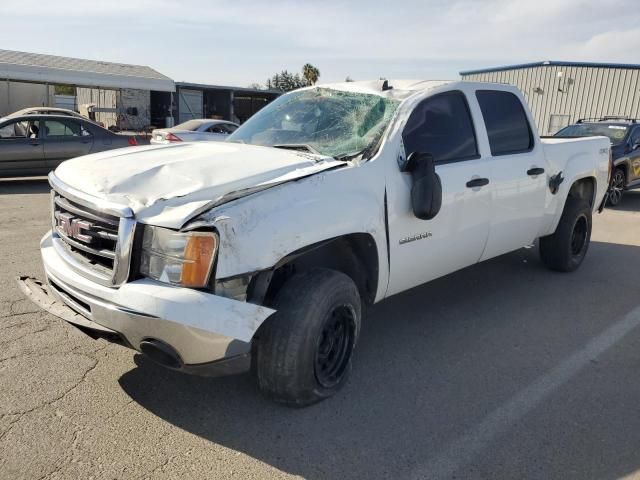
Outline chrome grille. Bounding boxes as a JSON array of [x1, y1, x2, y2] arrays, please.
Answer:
[[53, 193, 120, 274], [49, 173, 136, 287]]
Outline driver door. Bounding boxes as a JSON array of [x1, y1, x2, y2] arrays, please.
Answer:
[[386, 91, 493, 296]]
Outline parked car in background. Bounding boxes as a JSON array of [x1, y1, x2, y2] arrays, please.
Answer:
[[150, 119, 239, 144], [3, 107, 87, 121], [555, 117, 640, 206], [0, 114, 137, 177], [1, 106, 106, 128]]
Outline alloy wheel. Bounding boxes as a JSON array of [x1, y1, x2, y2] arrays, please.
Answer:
[[609, 170, 625, 206]]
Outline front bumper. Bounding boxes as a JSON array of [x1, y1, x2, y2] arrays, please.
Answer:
[[24, 231, 275, 375]]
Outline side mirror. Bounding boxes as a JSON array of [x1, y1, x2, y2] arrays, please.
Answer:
[[405, 152, 442, 220], [632, 142, 640, 151]]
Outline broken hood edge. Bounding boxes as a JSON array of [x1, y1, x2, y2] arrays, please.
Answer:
[[53, 142, 347, 229]]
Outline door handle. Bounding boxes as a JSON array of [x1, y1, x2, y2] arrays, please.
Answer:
[[527, 167, 545, 176], [466, 177, 489, 188]]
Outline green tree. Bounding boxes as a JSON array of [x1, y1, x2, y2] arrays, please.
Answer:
[[54, 84, 75, 95], [302, 63, 320, 86], [266, 70, 307, 92]]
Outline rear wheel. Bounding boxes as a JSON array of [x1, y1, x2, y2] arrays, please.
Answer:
[[254, 268, 361, 407], [608, 168, 626, 206], [539, 197, 592, 272]]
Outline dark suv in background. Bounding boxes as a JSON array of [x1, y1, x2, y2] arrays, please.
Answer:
[[555, 117, 640, 206]]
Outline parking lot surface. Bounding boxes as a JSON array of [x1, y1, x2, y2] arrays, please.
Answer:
[[1, 178, 640, 480]]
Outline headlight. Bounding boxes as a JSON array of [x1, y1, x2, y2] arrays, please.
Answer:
[[140, 226, 217, 288]]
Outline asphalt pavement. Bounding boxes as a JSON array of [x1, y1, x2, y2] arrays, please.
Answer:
[[1, 177, 640, 480]]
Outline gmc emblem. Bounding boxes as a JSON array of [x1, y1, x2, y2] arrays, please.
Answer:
[[55, 212, 94, 244]]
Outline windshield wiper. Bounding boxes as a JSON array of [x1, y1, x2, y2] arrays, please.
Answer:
[[272, 144, 321, 155], [335, 149, 366, 162]]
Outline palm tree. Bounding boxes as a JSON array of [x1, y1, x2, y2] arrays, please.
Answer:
[[302, 64, 320, 86]]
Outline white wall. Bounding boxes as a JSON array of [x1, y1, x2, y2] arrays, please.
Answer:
[[0, 80, 53, 116]]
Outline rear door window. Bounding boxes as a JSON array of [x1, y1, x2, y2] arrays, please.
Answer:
[[45, 120, 91, 138], [476, 90, 533, 155], [402, 91, 479, 163]]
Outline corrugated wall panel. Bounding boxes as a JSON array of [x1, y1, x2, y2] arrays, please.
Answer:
[[531, 67, 544, 129], [621, 70, 636, 116], [595, 68, 611, 118], [76, 88, 117, 127], [575, 66, 590, 120], [629, 70, 640, 118], [613, 68, 627, 115]]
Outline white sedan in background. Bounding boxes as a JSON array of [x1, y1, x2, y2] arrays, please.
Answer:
[[150, 119, 239, 144]]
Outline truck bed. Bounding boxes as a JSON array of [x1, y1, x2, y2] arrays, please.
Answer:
[[538, 135, 610, 236]]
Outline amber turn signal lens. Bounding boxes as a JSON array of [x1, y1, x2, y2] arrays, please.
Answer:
[[181, 234, 217, 287]]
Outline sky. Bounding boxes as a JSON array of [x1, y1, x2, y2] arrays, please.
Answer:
[[1, 0, 639, 87]]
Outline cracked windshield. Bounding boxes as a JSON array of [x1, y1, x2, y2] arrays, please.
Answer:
[[227, 87, 400, 159]]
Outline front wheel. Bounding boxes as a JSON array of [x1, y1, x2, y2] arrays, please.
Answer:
[[253, 268, 362, 407], [539, 197, 592, 272], [608, 168, 626, 206]]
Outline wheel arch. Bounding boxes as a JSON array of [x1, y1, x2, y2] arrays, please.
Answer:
[[248, 233, 379, 309], [567, 176, 596, 208], [613, 162, 628, 183]]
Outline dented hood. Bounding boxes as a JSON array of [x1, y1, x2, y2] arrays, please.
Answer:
[[54, 142, 343, 228]]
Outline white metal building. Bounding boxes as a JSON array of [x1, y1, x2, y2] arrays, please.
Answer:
[[460, 61, 640, 135], [0, 49, 175, 129]]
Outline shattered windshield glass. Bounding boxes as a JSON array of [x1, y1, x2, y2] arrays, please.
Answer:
[[227, 88, 400, 159]]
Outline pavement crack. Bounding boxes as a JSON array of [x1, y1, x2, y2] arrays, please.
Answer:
[[2, 354, 99, 418], [0, 413, 24, 443], [0, 325, 52, 346], [8, 298, 42, 316], [138, 447, 195, 480], [0, 310, 44, 321], [0, 319, 31, 330]]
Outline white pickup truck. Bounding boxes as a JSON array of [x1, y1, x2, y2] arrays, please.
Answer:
[[20, 80, 611, 406]]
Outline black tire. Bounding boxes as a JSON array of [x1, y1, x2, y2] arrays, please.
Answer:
[[608, 167, 625, 206], [539, 197, 592, 272], [254, 268, 361, 407]]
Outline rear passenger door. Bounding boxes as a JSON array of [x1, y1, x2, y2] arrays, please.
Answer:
[[386, 91, 493, 296], [42, 119, 94, 169], [0, 118, 46, 175], [475, 90, 547, 261]]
